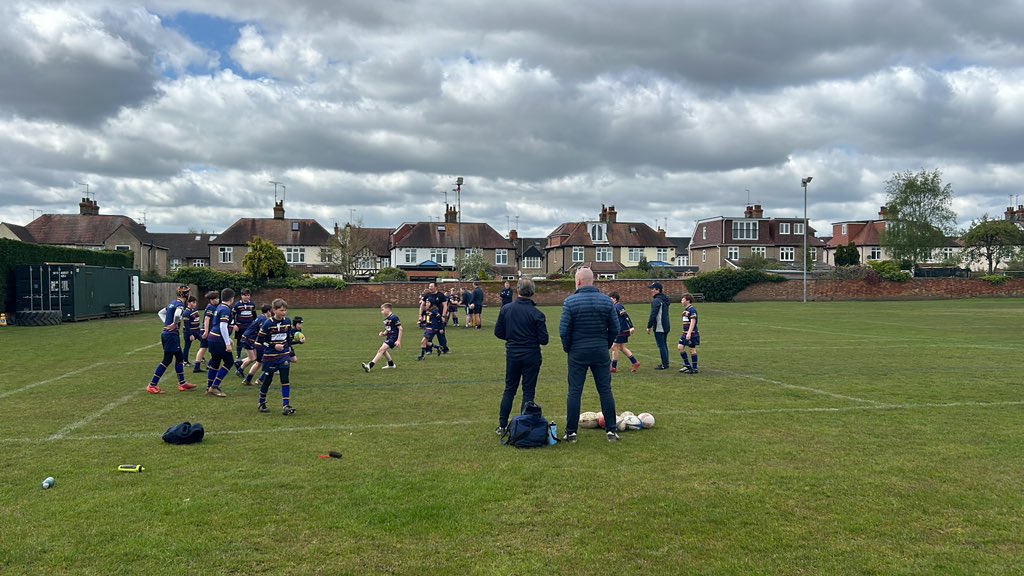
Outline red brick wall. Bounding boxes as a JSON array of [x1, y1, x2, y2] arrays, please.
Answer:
[[254, 278, 1024, 309]]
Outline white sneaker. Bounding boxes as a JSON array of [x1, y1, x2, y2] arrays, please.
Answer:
[[382, 364, 396, 369], [361, 362, 371, 372]]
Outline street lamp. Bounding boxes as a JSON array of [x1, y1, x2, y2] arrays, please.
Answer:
[[801, 176, 813, 303], [454, 177, 463, 258]]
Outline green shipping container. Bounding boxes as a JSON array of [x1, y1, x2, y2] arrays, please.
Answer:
[[14, 264, 141, 322]]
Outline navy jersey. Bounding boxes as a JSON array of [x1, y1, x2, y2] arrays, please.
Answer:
[[614, 302, 634, 333], [423, 291, 448, 314], [187, 308, 202, 333], [257, 317, 294, 362], [202, 303, 218, 333], [681, 305, 699, 335], [210, 303, 232, 338], [500, 288, 514, 306], [383, 313, 401, 342], [233, 300, 257, 330], [161, 299, 187, 335], [243, 315, 267, 340], [426, 309, 443, 330]]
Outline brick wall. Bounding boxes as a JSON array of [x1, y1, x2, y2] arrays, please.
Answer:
[[254, 278, 1024, 309]]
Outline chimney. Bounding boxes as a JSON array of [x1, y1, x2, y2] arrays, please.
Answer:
[[599, 204, 608, 222], [744, 205, 753, 218], [273, 200, 285, 220], [879, 205, 888, 220], [508, 229, 518, 242], [445, 204, 459, 224], [79, 197, 99, 216], [605, 205, 617, 223], [752, 204, 763, 218], [658, 227, 666, 238], [334, 222, 341, 236]]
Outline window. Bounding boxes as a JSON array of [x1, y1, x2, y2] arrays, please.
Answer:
[[320, 249, 333, 263], [464, 248, 481, 258], [732, 221, 758, 240], [701, 226, 707, 240], [219, 246, 233, 263], [942, 247, 956, 260], [701, 250, 707, 263], [291, 222, 300, 231], [380, 257, 391, 268], [405, 250, 417, 264], [285, 247, 306, 263], [794, 223, 805, 235], [356, 256, 373, 270], [522, 256, 541, 269], [589, 223, 607, 242], [628, 247, 643, 262], [676, 254, 689, 266], [869, 247, 882, 260], [727, 246, 740, 260], [841, 224, 848, 235], [809, 247, 817, 261], [170, 258, 182, 271], [657, 248, 668, 261], [114, 244, 131, 251], [192, 259, 206, 267], [597, 273, 616, 280], [751, 246, 766, 258], [429, 248, 449, 264], [780, 247, 795, 261], [495, 249, 508, 265], [596, 247, 612, 262], [780, 223, 791, 235], [572, 247, 585, 262]]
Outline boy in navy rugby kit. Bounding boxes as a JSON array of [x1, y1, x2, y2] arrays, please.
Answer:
[[205, 288, 235, 397], [255, 298, 299, 415], [420, 282, 450, 353], [193, 291, 219, 372], [609, 292, 640, 374], [239, 304, 272, 385], [181, 295, 201, 368], [417, 305, 442, 360], [147, 285, 197, 394], [362, 303, 402, 371], [232, 289, 257, 377], [678, 293, 700, 374]]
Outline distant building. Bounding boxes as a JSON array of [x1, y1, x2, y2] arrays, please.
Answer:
[[389, 205, 517, 280], [544, 205, 675, 278], [334, 223, 392, 279], [689, 204, 826, 272], [825, 206, 962, 267], [4, 197, 168, 275], [210, 201, 333, 274], [150, 232, 217, 271], [512, 233, 547, 277]]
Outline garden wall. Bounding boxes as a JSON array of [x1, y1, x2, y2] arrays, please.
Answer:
[[254, 278, 1024, 309]]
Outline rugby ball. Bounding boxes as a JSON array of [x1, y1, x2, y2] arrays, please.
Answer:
[[638, 412, 655, 429], [294, 331, 306, 344], [619, 411, 635, 419], [624, 414, 642, 431], [616, 417, 627, 432], [597, 413, 605, 429], [579, 411, 600, 429]]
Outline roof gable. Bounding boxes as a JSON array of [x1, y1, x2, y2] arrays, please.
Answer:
[[213, 218, 331, 246]]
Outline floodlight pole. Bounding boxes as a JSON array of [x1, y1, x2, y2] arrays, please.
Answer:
[[454, 177, 464, 261], [801, 176, 813, 303]]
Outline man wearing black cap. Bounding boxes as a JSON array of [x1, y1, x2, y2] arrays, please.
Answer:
[[646, 282, 671, 370]]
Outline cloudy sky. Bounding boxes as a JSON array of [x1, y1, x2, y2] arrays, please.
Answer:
[[2, 1, 1022, 239]]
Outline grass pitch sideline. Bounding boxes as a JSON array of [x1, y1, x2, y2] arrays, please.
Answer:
[[1, 300, 1023, 575]]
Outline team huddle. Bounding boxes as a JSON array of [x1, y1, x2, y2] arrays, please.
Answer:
[[147, 278, 701, 433], [148, 286, 305, 415]]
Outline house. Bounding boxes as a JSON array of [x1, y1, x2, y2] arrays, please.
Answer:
[[688, 204, 826, 273], [334, 223, 393, 279], [0, 222, 35, 242], [511, 232, 548, 278], [824, 206, 962, 267], [149, 232, 217, 271], [209, 201, 333, 274], [544, 205, 675, 278], [9, 197, 168, 275], [389, 205, 517, 280]]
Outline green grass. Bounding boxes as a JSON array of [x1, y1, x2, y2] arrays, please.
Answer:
[[1, 300, 1023, 575]]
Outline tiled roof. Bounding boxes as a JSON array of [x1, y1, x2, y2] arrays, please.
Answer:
[[391, 222, 513, 249], [668, 236, 691, 250], [149, 233, 217, 259], [352, 227, 392, 256], [546, 221, 673, 248], [212, 218, 331, 247], [25, 214, 157, 246], [519, 237, 547, 257], [1, 223, 36, 242]]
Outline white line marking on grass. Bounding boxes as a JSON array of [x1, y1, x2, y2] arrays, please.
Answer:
[[0, 362, 104, 400], [721, 371, 883, 405], [47, 391, 139, 440], [4, 401, 1022, 445], [126, 343, 160, 354]]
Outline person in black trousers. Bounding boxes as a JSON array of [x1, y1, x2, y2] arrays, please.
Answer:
[[493, 277, 549, 436], [646, 282, 672, 370]]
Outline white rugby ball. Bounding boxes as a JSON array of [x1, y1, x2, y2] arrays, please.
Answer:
[[579, 411, 600, 429], [616, 417, 627, 432], [638, 412, 655, 429], [619, 411, 635, 419], [624, 414, 642, 431]]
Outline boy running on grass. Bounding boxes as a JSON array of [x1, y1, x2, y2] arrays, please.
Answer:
[[255, 298, 299, 415], [146, 285, 196, 394], [205, 288, 235, 397], [417, 304, 442, 360], [362, 303, 402, 371], [678, 293, 700, 374], [609, 292, 640, 374], [238, 304, 271, 385]]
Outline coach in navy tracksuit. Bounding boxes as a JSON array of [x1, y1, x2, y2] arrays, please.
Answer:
[[646, 282, 672, 370], [493, 277, 549, 435], [559, 268, 620, 442]]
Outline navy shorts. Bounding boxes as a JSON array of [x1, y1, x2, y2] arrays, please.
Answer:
[[384, 339, 398, 350], [614, 331, 631, 344], [199, 337, 209, 348], [678, 334, 701, 347], [161, 331, 182, 353], [241, 337, 255, 351]]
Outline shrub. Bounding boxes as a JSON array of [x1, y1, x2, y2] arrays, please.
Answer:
[[172, 267, 253, 293], [830, 265, 869, 280], [373, 267, 408, 282], [978, 274, 1010, 285], [684, 269, 786, 302], [265, 276, 347, 289], [867, 260, 911, 282]]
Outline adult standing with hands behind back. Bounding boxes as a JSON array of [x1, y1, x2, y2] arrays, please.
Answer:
[[493, 277, 549, 437], [646, 282, 671, 370], [559, 267, 620, 443]]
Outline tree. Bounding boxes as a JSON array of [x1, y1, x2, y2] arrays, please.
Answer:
[[961, 215, 1024, 274], [328, 221, 372, 279], [834, 242, 860, 266], [737, 254, 771, 270], [879, 169, 958, 266], [455, 251, 488, 279], [637, 256, 651, 273], [373, 267, 408, 281], [243, 236, 289, 280]]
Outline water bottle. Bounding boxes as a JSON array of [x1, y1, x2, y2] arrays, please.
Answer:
[[548, 421, 558, 445], [118, 464, 145, 473], [42, 476, 55, 489]]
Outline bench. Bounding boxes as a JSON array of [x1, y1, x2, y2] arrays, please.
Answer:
[[107, 303, 129, 317], [691, 293, 705, 302]]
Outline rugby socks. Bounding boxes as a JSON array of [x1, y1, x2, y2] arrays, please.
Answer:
[[244, 373, 254, 385], [174, 362, 186, 384], [281, 385, 290, 407], [259, 378, 270, 404], [368, 361, 376, 369], [611, 359, 618, 370], [151, 363, 167, 385], [213, 366, 228, 388], [681, 352, 692, 368], [629, 355, 638, 366], [207, 368, 216, 389], [691, 354, 698, 370]]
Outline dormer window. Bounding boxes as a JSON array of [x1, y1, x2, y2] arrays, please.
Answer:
[[589, 222, 607, 243], [291, 222, 300, 231]]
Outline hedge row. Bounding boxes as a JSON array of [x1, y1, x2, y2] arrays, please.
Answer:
[[0, 239, 134, 313], [684, 269, 787, 302]]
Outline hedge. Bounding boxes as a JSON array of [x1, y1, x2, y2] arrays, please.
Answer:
[[684, 269, 787, 302]]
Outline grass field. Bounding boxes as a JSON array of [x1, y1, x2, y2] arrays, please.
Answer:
[[2, 299, 1023, 575]]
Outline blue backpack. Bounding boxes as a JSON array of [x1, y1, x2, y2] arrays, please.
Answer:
[[503, 402, 555, 448]]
